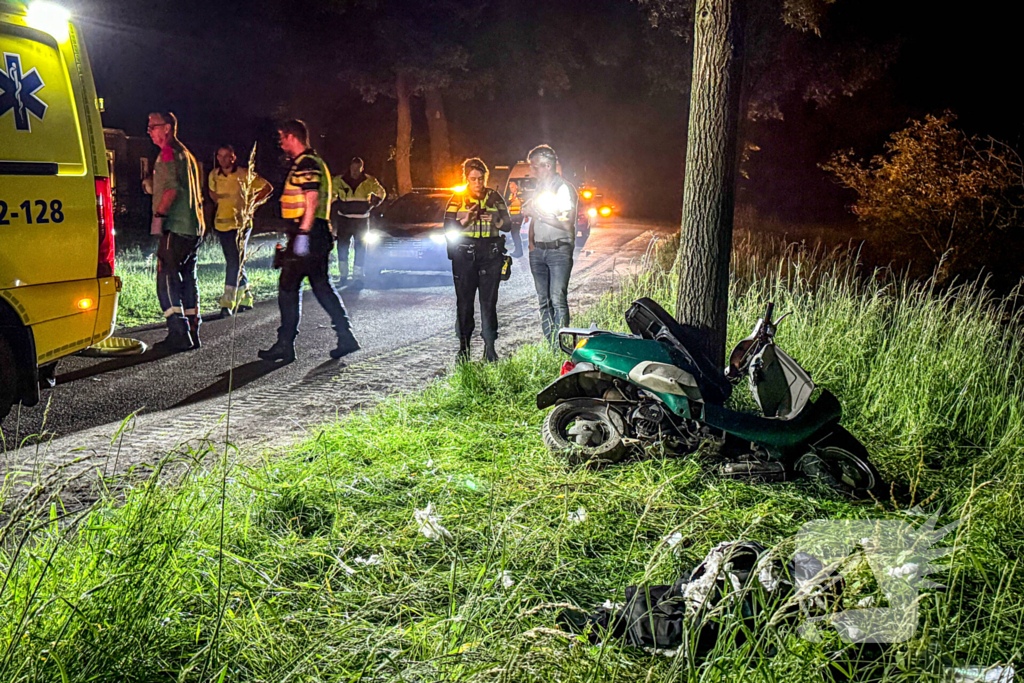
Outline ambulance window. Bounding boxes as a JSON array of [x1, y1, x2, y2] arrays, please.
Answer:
[[1, 27, 86, 171]]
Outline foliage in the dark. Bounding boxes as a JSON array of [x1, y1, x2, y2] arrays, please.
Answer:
[[823, 113, 1024, 279]]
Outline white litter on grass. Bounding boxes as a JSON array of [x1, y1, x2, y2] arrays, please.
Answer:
[[354, 555, 381, 566], [568, 507, 588, 524], [663, 531, 684, 554], [602, 600, 625, 611], [498, 571, 515, 589], [855, 596, 876, 609], [886, 562, 920, 580], [414, 503, 453, 542], [338, 560, 357, 576]]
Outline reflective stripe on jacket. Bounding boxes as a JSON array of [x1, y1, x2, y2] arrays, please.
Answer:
[[333, 173, 386, 218], [444, 189, 511, 239], [282, 150, 332, 221]]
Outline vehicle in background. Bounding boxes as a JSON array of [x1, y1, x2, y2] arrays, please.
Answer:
[[502, 160, 594, 250], [1, 1, 119, 421], [361, 189, 452, 286]]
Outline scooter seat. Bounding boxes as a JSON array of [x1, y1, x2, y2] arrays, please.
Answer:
[[625, 297, 733, 405]]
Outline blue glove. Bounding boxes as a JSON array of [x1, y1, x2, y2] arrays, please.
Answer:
[[293, 233, 310, 256]]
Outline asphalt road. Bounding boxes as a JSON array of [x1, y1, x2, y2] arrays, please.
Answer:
[[1, 218, 674, 486]]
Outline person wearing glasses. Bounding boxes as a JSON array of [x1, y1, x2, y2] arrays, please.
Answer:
[[147, 110, 206, 351]]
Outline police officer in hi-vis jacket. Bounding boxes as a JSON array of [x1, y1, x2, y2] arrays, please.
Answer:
[[444, 158, 513, 363]]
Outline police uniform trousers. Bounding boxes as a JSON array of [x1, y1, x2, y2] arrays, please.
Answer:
[[452, 237, 504, 343], [277, 218, 354, 344], [333, 214, 368, 279]]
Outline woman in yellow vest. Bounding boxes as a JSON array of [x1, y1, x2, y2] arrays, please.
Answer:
[[208, 145, 273, 317], [444, 158, 513, 362]]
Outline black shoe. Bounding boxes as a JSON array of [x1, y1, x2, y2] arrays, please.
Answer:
[[258, 341, 295, 363], [329, 333, 361, 359], [457, 338, 471, 363], [236, 304, 253, 313], [156, 318, 192, 352], [187, 315, 202, 350], [483, 340, 498, 363], [220, 307, 233, 318]]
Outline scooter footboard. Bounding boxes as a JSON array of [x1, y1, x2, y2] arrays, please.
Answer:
[[700, 390, 843, 448]]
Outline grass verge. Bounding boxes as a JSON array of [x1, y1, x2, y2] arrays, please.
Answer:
[[113, 239, 282, 329], [2, 239, 1022, 681]]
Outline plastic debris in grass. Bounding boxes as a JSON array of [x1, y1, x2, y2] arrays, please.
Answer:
[[414, 503, 453, 542], [498, 571, 515, 589], [355, 555, 381, 566], [663, 531, 684, 555], [568, 507, 588, 524]]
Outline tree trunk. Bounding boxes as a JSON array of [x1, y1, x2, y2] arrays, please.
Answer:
[[675, 0, 747, 367], [395, 71, 413, 196], [424, 87, 452, 187]]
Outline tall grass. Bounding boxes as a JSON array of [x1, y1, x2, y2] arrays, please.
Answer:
[[2, 237, 1023, 681]]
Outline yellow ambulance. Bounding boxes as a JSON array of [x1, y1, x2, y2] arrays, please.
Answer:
[[1, 1, 118, 420]]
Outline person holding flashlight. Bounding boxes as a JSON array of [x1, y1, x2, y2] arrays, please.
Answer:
[[445, 158, 513, 362], [523, 144, 578, 343], [258, 120, 359, 364]]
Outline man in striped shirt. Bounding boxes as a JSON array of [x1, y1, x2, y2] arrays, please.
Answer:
[[258, 120, 359, 364]]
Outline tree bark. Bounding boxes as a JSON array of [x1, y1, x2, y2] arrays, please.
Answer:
[[675, 0, 746, 366], [395, 71, 414, 196], [424, 87, 452, 187]]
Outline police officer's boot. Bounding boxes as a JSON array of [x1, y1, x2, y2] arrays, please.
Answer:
[[187, 314, 202, 350], [483, 339, 498, 363], [329, 328, 361, 360], [457, 337, 471, 363], [157, 316, 192, 353], [258, 338, 296, 363]]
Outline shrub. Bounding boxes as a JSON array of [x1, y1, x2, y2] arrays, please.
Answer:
[[822, 112, 1024, 281]]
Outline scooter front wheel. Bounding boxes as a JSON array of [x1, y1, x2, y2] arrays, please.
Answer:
[[794, 426, 887, 501], [542, 399, 628, 467]]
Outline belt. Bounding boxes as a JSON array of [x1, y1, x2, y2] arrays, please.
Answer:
[[534, 239, 572, 250]]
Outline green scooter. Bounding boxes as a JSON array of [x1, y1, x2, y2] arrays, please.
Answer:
[[537, 298, 885, 499]]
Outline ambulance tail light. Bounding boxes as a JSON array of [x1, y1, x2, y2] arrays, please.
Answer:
[[95, 177, 115, 277]]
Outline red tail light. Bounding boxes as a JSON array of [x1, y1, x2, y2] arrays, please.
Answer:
[[95, 177, 115, 277], [560, 361, 576, 375]]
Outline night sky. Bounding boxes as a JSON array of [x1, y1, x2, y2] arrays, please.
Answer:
[[67, 0, 1021, 222]]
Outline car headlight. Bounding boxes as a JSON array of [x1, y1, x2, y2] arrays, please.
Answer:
[[445, 230, 462, 242], [363, 230, 383, 245], [429, 232, 447, 244], [587, 208, 598, 218]]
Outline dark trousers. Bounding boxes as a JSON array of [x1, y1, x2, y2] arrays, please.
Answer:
[[217, 227, 250, 289], [277, 219, 352, 344], [452, 238, 504, 342], [156, 231, 201, 319], [529, 243, 574, 341], [333, 215, 368, 279]]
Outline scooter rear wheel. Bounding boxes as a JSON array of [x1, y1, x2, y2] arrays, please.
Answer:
[[542, 399, 628, 467], [794, 426, 887, 500]]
